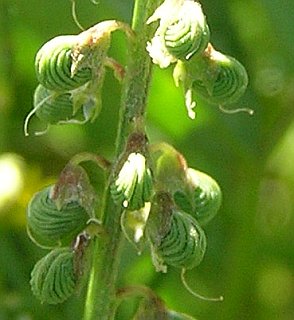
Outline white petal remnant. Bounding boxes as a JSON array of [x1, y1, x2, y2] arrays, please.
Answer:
[[111, 153, 153, 211], [147, 0, 209, 68], [147, 0, 185, 68], [147, 0, 184, 25], [146, 35, 176, 68]]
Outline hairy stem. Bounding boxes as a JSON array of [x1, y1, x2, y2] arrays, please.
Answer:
[[83, 1, 160, 319], [116, 0, 160, 154]]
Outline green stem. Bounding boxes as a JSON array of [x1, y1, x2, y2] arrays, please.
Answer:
[[116, 0, 161, 154], [83, 1, 160, 319]]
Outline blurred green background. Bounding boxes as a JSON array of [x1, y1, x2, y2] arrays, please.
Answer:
[[0, 0, 293, 319]]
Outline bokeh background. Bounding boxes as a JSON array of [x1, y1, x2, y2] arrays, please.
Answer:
[[0, 0, 294, 319]]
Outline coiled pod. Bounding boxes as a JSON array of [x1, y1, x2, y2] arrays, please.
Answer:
[[147, 193, 206, 271], [24, 83, 100, 136], [174, 44, 248, 111], [111, 153, 153, 211], [154, 210, 206, 270], [163, 1, 210, 60], [33, 84, 77, 125], [192, 49, 248, 105], [35, 35, 92, 91], [27, 185, 89, 248], [174, 168, 222, 225], [30, 247, 77, 304]]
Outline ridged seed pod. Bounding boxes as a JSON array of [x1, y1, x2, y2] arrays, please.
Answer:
[[111, 153, 153, 211], [27, 185, 89, 248], [173, 45, 248, 117], [148, 193, 207, 271], [174, 168, 222, 225], [33, 84, 76, 125], [155, 210, 206, 270], [164, 1, 210, 60], [35, 35, 92, 91], [193, 53, 248, 105], [30, 248, 76, 304]]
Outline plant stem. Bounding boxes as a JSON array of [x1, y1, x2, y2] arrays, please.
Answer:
[[83, 1, 160, 319], [116, 0, 161, 154]]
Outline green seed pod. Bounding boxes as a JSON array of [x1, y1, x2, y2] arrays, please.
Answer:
[[174, 168, 222, 225], [111, 152, 153, 211], [192, 49, 248, 105], [30, 248, 77, 304], [174, 45, 248, 110], [164, 1, 210, 60], [33, 85, 75, 125], [35, 35, 92, 91], [156, 210, 206, 270], [148, 193, 206, 271], [27, 185, 89, 248], [24, 84, 101, 136]]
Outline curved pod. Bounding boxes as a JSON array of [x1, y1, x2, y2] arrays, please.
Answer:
[[27, 185, 89, 248], [35, 35, 92, 91], [34, 85, 76, 124], [30, 248, 76, 304], [174, 168, 222, 225], [149, 209, 207, 270], [192, 49, 248, 105]]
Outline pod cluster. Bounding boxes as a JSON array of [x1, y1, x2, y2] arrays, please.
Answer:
[[145, 143, 222, 272], [108, 140, 221, 272], [27, 182, 95, 304], [147, 0, 248, 118], [25, 21, 131, 135], [27, 34, 101, 134]]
